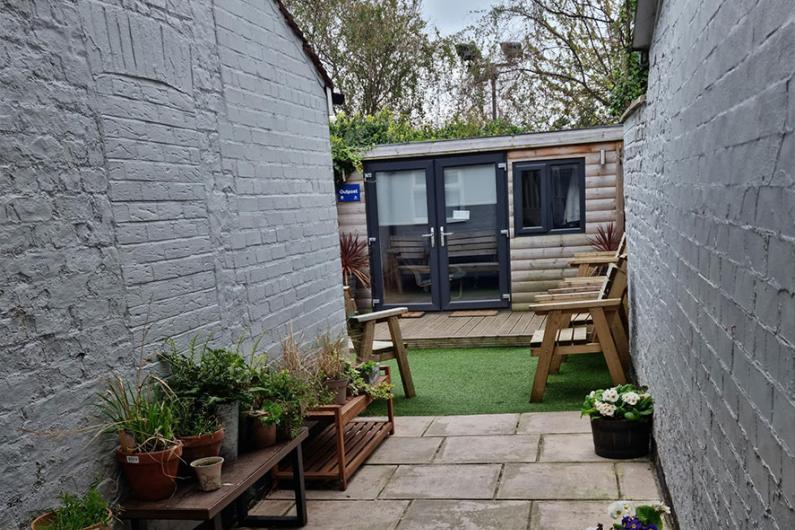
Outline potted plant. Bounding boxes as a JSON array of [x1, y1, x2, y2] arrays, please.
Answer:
[[356, 360, 380, 385], [586, 500, 670, 530], [96, 375, 183, 501], [582, 384, 654, 459], [315, 333, 350, 405], [160, 339, 252, 462], [248, 402, 283, 449], [173, 398, 224, 475], [31, 486, 113, 530], [340, 232, 371, 311]]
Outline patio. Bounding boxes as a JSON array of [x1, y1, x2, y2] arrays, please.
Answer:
[[251, 412, 667, 530]]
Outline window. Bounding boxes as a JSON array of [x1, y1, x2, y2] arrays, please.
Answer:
[[513, 158, 585, 236]]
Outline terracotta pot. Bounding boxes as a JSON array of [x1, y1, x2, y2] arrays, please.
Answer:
[[325, 378, 348, 405], [116, 442, 183, 501], [179, 429, 224, 463], [590, 417, 651, 459], [190, 456, 224, 492], [251, 419, 277, 449], [177, 429, 224, 476], [31, 509, 113, 530]]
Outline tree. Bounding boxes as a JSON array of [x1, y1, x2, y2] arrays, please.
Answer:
[[283, 0, 452, 118], [454, 0, 645, 128]]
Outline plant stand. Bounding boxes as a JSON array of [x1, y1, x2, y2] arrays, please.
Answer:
[[275, 366, 395, 490]]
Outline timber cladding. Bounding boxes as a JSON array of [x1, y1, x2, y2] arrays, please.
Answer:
[[507, 141, 623, 308], [336, 130, 624, 311]]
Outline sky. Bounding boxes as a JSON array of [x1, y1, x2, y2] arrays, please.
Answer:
[[420, 0, 494, 36]]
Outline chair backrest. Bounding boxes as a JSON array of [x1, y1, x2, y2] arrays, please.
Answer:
[[389, 236, 427, 261], [614, 233, 627, 257], [446, 230, 498, 260], [597, 257, 628, 301]]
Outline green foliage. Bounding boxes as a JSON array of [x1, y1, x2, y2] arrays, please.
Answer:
[[45, 486, 111, 530], [250, 368, 318, 438], [330, 109, 525, 185], [581, 384, 654, 421], [253, 402, 284, 426], [159, 338, 253, 407], [634, 505, 664, 527], [365, 381, 394, 401], [95, 375, 177, 452], [172, 398, 219, 438], [608, 0, 648, 117]]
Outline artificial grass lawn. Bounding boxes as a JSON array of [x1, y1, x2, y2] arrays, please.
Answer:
[[363, 347, 613, 416]]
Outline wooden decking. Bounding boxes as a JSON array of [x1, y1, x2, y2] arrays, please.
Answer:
[[374, 310, 544, 348]]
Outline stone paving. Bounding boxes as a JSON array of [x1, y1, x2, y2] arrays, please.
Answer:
[[251, 412, 666, 529]]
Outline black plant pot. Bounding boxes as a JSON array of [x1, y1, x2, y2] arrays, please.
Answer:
[[590, 417, 651, 459]]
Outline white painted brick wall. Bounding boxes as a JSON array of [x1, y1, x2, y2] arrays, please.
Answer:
[[624, 0, 794, 527], [0, 0, 343, 525]]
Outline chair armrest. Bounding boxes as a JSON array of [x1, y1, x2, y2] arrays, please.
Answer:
[[350, 307, 409, 323], [529, 298, 623, 314]]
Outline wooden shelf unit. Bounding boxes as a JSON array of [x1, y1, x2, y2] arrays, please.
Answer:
[[275, 366, 395, 490]]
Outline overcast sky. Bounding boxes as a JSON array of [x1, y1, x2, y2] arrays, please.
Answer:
[[420, 0, 493, 36]]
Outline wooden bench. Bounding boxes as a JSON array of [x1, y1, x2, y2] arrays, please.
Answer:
[[120, 429, 308, 529]]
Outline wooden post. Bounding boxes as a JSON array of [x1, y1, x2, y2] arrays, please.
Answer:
[[591, 307, 627, 385], [531, 311, 561, 402]]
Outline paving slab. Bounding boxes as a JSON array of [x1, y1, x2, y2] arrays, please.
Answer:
[[435, 434, 540, 463], [539, 433, 612, 462], [530, 500, 610, 530], [355, 416, 434, 437], [367, 436, 443, 464], [497, 463, 619, 500], [396, 500, 531, 530], [425, 414, 519, 436], [518, 411, 591, 434], [247, 499, 294, 516], [616, 462, 662, 499], [268, 465, 397, 500], [380, 464, 502, 499], [259, 500, 409, 530]]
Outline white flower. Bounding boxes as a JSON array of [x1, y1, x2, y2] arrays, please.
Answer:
[[608, 500, 635, 519], [649, 502, 671, 514], [602, 388, 619, 403], [588, 390, 596, 399], [621, 391, 640, 406], [596, 401, 617, 417]]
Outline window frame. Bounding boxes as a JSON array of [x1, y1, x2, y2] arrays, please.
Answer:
[[512, 157, 586, 236]]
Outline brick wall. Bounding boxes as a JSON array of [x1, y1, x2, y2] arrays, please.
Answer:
[[0, 0, 343, 525], [623, 0, 794, 527]]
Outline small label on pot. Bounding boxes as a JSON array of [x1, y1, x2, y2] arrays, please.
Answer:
[[126, 455, 140, 464]]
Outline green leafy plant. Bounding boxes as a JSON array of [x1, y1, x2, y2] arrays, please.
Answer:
[[364, 381, 394, 401], [586, 500, 669, 529], [39, 486, 111, 530], [314, 333, 350, 381], [344, 360, 367, 396], [95, 374, 177, 453], [172, 398, 220, 438], [582, 384, 653, 422], [250, 364, 319, 438], [159, 338, 253, 407], [253, 402, 284, 426]]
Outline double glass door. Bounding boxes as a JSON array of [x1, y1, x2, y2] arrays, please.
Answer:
[[364, 153, 510, 311]]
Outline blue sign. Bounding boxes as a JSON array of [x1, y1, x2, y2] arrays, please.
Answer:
[[337, 183, 361, 202]]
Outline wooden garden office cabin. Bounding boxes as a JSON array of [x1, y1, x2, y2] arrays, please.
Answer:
[[336, 126, 624, 312]]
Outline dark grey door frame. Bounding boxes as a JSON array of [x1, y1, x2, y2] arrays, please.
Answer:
[[364, 153, 511, 311], [433, 153, 511, 310]]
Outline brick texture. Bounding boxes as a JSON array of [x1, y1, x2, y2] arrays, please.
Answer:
[[623, 0, 795, 528], [0, 0, 343, 525]]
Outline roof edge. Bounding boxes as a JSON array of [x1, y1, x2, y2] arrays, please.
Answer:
[[362, 125, 624, 161], [273, 0, 334, 89]]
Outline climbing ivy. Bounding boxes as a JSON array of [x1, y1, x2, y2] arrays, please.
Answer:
[[608, 0, 648, 118]]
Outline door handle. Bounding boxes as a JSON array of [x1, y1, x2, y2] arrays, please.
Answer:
[[420, 227, 435, 247], [440, 226, 453, 247]]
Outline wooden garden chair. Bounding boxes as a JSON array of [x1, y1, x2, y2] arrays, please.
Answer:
[[343, 287, 416, 398], [567, 233, 626, 277], [527, 263, 630, 402]]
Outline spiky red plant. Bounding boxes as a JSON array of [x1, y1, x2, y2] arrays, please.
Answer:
[[589, 222, 621, 251], [339, 232, 371, 287]]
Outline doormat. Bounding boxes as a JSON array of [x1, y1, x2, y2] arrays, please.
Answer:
[[449, 309, 498, 317], [401, 311, 425, 318]]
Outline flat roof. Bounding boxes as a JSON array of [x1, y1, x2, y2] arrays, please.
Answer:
[[362, 125, 623, 160]]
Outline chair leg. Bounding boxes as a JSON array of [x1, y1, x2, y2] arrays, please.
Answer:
[[357, 321, 375, 363], [549, 313, 573, 374], [531, 311, 561, 402], [607, 310, 630, 372], [590, 308, 627, 385], [387, 316, 416, 398]]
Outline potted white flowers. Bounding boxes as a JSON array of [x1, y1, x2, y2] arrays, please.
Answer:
[[586, 500, 671, 529], [581, 384, 654, 458]]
